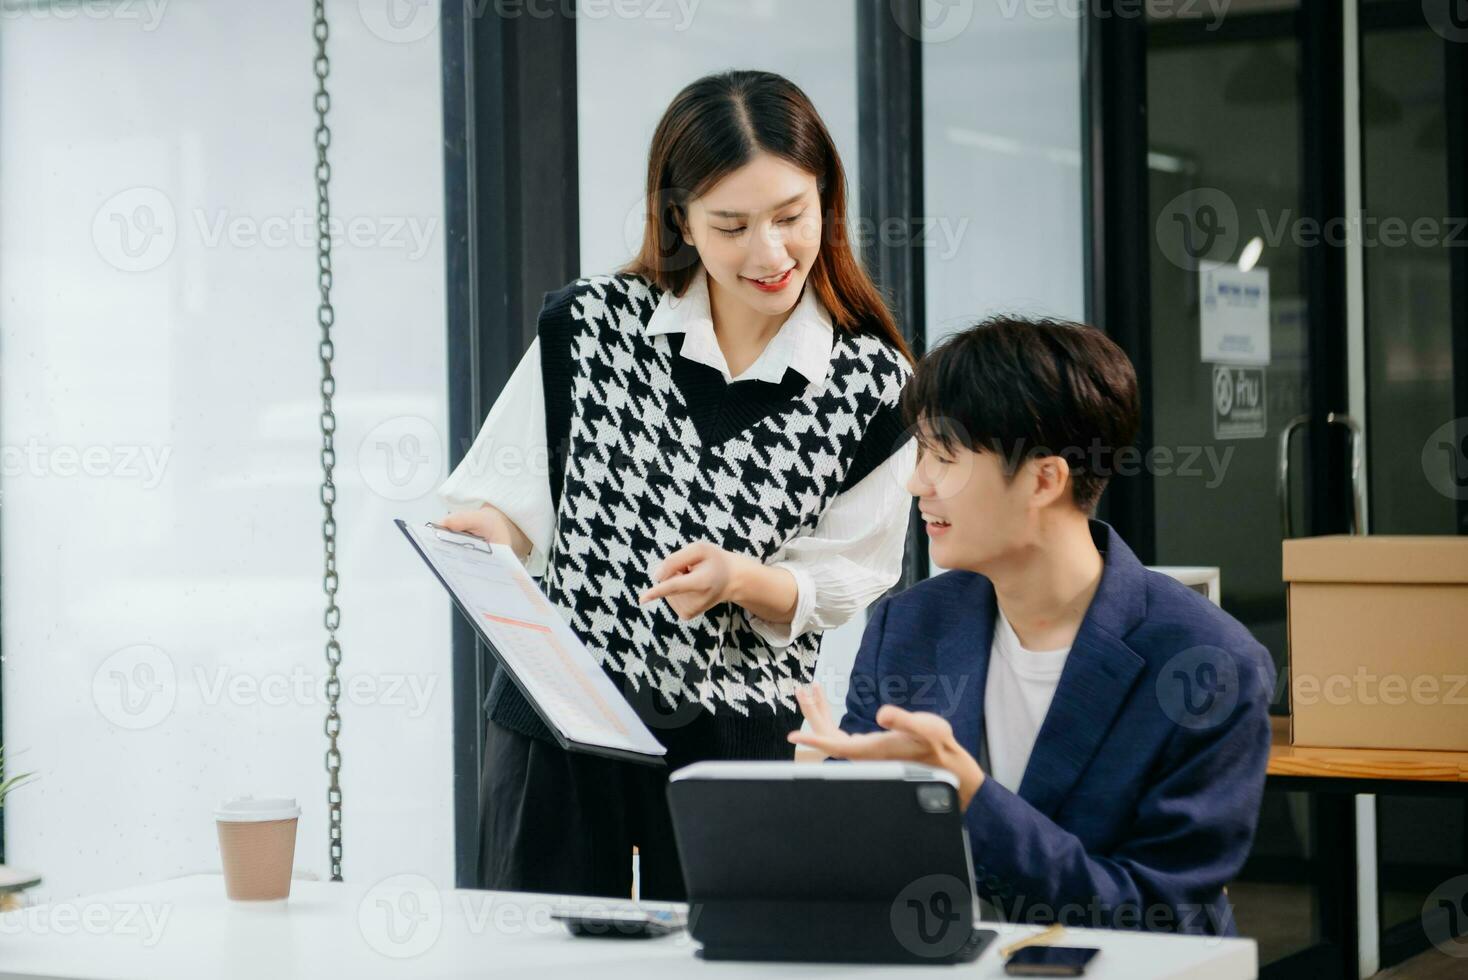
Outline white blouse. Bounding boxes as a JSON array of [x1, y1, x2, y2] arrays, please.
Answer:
[[436, 269, 917, 649]]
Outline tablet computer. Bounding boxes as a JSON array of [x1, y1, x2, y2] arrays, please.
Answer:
[[667, 761, 997, 965]]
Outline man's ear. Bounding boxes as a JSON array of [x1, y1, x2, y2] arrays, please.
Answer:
[[1029, 455, 1073, 509]]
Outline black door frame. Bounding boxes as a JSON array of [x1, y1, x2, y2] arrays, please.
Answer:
[[1082, 0, 1154, 561], [857, 0, 929, 592], [1396, 0, 1468, 538], [441, 0, 580, 889], [1361, 0, 1468, 540], [1452, 8, 1468, 537]]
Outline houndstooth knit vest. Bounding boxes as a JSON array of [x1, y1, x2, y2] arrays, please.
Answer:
[[486, 272, 912, 761]]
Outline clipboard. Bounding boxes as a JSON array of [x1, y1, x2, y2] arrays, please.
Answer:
[[396, 518, 667, 767]]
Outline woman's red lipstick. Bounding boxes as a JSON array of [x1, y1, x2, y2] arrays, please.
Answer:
[[743, 267, 795, 293]]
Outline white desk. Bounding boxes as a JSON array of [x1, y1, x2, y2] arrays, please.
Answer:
[[0, 874, 1256, 979]]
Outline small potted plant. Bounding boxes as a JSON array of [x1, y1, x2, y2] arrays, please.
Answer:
[[0, 748, 39, 910]]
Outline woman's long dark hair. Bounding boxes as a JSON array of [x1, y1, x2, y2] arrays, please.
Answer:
[[624, 70, 914, 365]]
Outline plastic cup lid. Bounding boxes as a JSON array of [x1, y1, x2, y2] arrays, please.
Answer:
[[214, 796, 301, 822]]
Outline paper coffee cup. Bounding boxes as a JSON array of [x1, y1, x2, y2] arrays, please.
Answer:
[[214, 797, 300, 901]]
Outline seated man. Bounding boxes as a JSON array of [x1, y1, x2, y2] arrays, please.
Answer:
[[789, 315, 1274, 936]]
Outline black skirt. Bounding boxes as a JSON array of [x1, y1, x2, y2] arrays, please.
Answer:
[[476, 698, 797, 901]]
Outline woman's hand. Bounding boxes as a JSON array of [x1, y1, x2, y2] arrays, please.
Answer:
[[787, 683, 986, 810], [637, 541, 744, 620], [438, 505, 533, 562], [637, 542, 802, 624]]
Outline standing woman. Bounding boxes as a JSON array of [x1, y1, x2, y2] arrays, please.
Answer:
[[438, 70, 917, 901]]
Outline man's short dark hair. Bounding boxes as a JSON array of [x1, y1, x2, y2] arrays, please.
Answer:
[[900, 315, 1141, 514]]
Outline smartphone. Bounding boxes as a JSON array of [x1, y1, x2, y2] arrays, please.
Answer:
[[1003, 945, 1101, 976], [550, 906, 686, 939]]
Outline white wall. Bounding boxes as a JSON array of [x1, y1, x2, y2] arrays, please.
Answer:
[[922, 0, 1087, 341], [575, 0, 860, 278], [920, 0, 1086, 580], [0, 0, 453, 899]]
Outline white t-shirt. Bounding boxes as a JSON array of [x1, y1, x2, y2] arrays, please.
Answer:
[[983, 607, 1072, 793]]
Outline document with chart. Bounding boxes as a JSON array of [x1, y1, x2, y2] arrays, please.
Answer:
[[396, 519, 667, 765]]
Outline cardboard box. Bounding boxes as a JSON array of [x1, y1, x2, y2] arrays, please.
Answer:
[[1284, 535, 1468, 752]]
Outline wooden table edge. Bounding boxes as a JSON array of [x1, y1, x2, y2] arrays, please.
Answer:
[[1267, 716, 1468, 783]]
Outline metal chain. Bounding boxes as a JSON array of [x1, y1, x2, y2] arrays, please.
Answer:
[[312, 0, 343, 884]]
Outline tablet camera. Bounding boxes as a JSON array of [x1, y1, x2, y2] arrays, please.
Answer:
[[915, 785, 953, 813]]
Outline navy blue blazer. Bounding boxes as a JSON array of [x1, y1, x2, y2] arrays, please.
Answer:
[[839, 521, 1276, 936]]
